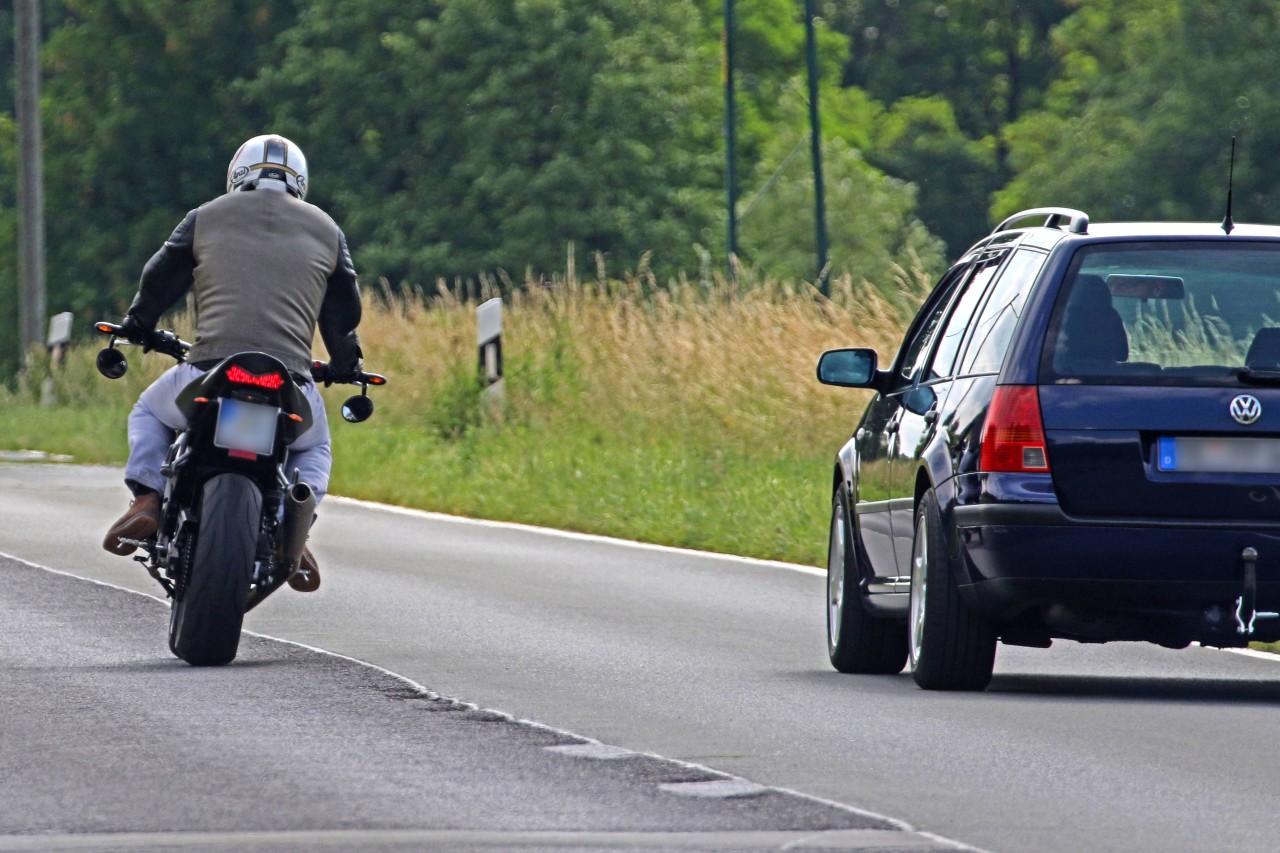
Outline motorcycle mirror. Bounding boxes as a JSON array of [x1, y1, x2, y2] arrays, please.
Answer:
[[341, 394, 374, 423], [96, 347, 128, 379]]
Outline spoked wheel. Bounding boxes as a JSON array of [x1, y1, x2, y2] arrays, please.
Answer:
[[827, 489, 908, 674], [168, 474, 260, 666], [909, 491, 996, 690]]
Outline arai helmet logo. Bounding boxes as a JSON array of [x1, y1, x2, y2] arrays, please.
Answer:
[[1231, 394, 1263, 425]]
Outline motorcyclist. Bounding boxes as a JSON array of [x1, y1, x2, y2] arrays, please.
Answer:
[[102, 135, 363, 592]]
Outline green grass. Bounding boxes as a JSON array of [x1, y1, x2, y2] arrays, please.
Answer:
[[331, 418, 828, 562], [0, 403, 131, 464]]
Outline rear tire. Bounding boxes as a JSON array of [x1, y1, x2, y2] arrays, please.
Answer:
[[168, 474, 260, 666], [909, 490, 996, 690], [827, 489, 909, 674]]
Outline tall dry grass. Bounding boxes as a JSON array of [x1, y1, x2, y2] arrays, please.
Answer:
[[363, 264, 918, 448]]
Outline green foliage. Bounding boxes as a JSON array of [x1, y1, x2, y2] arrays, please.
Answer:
[[1, 0, 948, 380], [841, 0, 1071, 140], [739, 90, 945, 289], [994, 0, 1279, 226], [832, 0, 1071, 256], [868, 96, 1001, 257], [248, 0, 725, 284], [0, 0, 296, 369], [0, 113, 18, 376], [693, 0, 849, 168], [425, 358, 485, 441]]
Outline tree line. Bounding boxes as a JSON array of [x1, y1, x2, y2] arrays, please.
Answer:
[[0, 1, 1272, 372]]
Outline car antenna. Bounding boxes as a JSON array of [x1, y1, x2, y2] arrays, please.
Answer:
[[1222, 136, 1237, 235]]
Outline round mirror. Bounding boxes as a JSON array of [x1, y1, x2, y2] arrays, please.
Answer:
[[341, 394, 374, 423], [96, 347, 128, 379]]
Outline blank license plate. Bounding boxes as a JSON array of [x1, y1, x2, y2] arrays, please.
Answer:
[[214, 399, 278, 457], [1157, 436, 1280, 473]]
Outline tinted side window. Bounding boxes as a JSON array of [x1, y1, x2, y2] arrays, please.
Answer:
[[898, 279, 961, 384], [928, 261, 1001, 381], [960, 249, 1049, 375]]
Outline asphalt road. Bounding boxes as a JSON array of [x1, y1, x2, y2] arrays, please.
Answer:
[[4, 462, 1280, 852]]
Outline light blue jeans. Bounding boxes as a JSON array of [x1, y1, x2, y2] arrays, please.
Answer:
[[124, 363, 332, 503]]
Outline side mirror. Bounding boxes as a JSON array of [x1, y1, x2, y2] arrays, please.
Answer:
[[341, 394, 374, 423], [817, 348, 878, 388], [901, 385, 937, 416], [97, 347, 128, 379]]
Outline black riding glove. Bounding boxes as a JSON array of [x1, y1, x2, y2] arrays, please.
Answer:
[[325, 336, 364, 386], [118, 314, 157, 352]]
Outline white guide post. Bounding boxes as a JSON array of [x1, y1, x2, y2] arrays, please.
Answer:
[[477, 298, 504, 403]]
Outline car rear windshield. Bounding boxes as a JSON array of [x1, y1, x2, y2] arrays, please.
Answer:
[[1044, 241, 1280, 385]]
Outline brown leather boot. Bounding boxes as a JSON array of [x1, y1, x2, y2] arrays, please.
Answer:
[[287, 546, 320, 592], [103, 492, 161, 556]]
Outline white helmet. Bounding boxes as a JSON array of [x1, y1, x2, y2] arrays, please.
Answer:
[[226, 134, 309, 199]]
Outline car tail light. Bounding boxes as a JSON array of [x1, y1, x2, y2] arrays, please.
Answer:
[[979, 385, 1050, 473], [226, 365, 286, 390]]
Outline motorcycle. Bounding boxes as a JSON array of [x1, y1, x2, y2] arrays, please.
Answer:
[[94, 321, 385, 666]]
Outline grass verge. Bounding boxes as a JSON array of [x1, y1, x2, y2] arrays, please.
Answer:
[[0, 268, 920, 566]]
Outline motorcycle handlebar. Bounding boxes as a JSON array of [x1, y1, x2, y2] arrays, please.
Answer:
[[94, 321, 190, 361], [94, 321, 387, 390]]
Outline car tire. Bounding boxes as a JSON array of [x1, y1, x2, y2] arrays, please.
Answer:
[[909, 490, 996, 690], [827, 488, 909, 674]]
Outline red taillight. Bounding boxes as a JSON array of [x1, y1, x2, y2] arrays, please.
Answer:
[[226, 365, 285, 390], [979, 385, 1050, 473]]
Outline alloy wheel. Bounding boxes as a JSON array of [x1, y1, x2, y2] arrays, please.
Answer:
[[828, 500, 846, 649], [909, 512, 928, 666]]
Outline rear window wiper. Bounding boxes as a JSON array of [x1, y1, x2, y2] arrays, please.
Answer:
[[1238, 366, 1280, 385]]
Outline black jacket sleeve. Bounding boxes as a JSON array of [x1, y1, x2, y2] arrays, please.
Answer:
[[127, 209, 198, 328], [318, 230, 363, 376]]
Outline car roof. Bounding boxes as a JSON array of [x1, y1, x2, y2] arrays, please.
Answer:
[[1083, 222, 1280, 239], [961, 210, 1280, 260]]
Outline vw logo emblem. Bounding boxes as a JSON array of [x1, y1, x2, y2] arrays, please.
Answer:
[[1231, 394, 1263, 425]]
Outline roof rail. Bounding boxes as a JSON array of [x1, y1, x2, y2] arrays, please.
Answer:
[[993, 207, 1090, 235]]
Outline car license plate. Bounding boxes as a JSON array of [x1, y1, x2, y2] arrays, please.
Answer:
[[214, 398, 278, 457], [1157, 436, 1280, 473]]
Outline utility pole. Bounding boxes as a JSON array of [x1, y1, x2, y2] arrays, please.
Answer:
[[723, 0, 739, 276], [804, 0, 830, 295], [15, 0, 46, 359]]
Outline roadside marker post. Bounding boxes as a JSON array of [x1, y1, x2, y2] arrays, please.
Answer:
[[41, 311, 72, 407], [46, 311, 72, 366], [477, 298, 504, 407]]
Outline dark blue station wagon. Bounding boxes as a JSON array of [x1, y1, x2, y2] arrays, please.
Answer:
[[818, 207, 1280, 690]]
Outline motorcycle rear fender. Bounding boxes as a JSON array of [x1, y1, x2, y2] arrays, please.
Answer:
[[175, 352, 313, 440]]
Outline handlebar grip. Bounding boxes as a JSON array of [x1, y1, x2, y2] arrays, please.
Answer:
[[309, 361, 388, 387]]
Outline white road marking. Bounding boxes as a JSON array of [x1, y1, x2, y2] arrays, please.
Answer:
[[659, 779, 768, 799], [0, 828, 975, 851], [546, 742, 636, 760], [328, 495, 827, 577]]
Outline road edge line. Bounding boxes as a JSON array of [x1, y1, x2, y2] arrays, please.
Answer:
[[326, 495, 826, 578]]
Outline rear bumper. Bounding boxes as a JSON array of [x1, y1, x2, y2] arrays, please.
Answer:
[[953, 501, 1280, 617]]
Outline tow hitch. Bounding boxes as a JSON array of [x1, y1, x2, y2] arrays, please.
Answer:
[[1235, 547, 1279, 636]]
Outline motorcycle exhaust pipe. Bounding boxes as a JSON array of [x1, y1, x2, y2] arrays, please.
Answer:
[[280, 482, 317, 571]]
